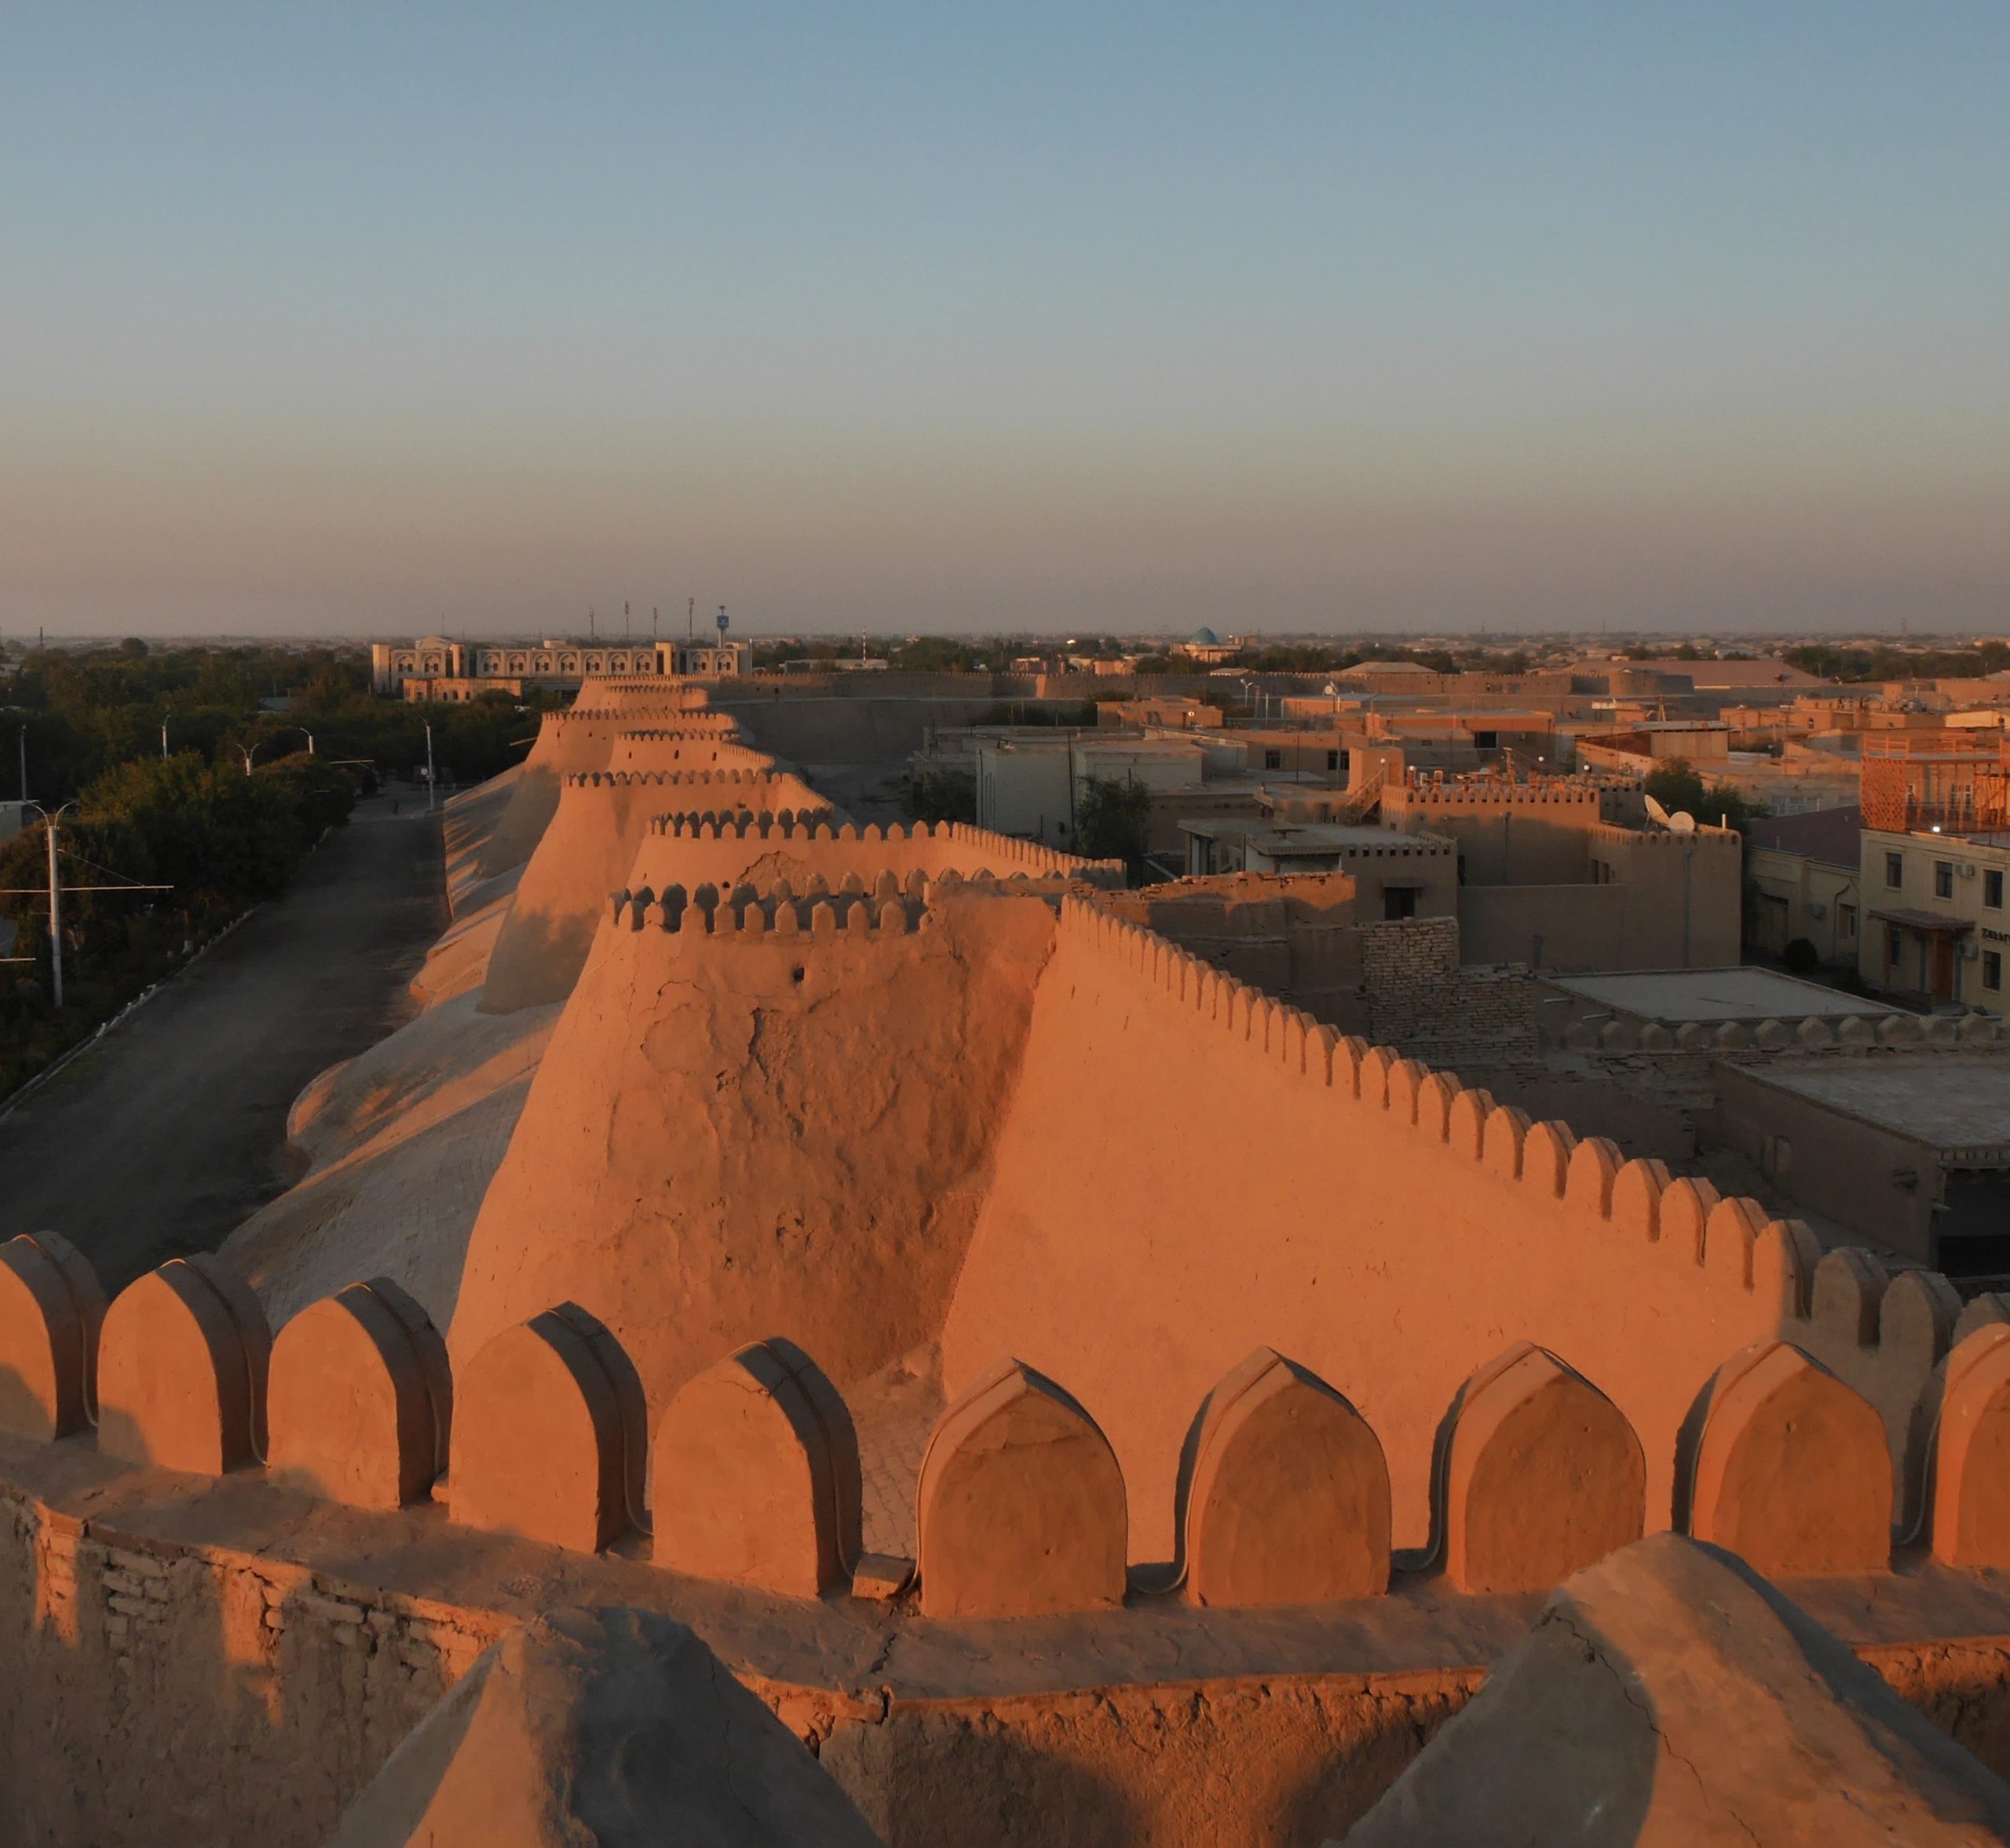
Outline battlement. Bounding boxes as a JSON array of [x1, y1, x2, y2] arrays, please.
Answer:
[[621, 816, 1126, 900], [1386, 782, 1606, 809], [645, 808, 838, 838], [616, 718, 744, 738], [1555, 1010, 2001, 1054], [563, 764, 780, 790], [12, 1236, 2010, 1616], [610, 882, 931, 937], [544, 706, 697, 726], [1588, 818, 1741, 850], [928, 894, 1997, 1550], [604, 864, 1091, 939]]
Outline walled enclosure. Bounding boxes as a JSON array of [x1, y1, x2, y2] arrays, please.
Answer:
[[21, 673, 2010, 1845]]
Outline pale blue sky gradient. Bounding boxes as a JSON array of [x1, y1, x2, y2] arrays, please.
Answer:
[[2, 5, 2006, 635]]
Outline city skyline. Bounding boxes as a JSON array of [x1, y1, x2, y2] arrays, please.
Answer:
[[4, 5, 2006, 637]]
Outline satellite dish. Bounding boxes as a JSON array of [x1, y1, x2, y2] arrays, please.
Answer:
[[1669, 811, 1698, 834], [1644, 794, 1673, 827]]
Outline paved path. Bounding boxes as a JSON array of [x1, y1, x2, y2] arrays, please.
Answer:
[[0, 791, 446, 1291]]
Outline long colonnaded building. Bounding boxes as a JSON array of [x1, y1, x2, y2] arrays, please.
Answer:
[[5, 674, 2010, 1844], [370, 633, 752, 700]]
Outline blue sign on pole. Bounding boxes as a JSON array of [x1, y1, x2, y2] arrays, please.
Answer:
[[716, 605, 729, 636]]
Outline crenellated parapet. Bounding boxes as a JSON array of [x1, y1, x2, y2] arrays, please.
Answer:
[[1557, 1009, 2000, 1054], [1588, 817, 1741, 851], [7, 1241, 1987, 1616], [645, 808, 838, 839], [610, 879, 931, 938], [605, 865, 1101, 940], [1011, 893, 2000, 1548], [619, 816, 1126, 907], [1386, 783, 1606, 810]]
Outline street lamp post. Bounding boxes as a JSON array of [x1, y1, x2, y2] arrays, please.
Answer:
[[425, 722, 437, 811]]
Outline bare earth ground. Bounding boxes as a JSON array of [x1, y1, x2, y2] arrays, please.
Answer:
[[0, 789, 446, 1292]]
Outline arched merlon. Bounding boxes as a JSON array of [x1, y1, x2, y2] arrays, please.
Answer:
[[1687, 1341, 1891, 1576], [916, 1360, 1127, 1619], [449, 1303, 645, 1554], [0, 1230, 105, 1441], [937, 896, 1941, 1557], [652, 1337, 861, 1597], [97, 1256, 270, 1475], [267, 1280, 450, 1511]]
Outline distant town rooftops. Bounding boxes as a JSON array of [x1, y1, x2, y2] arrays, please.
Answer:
[[1552, 966, 1899, 1024], [1598, 657, 1822, 689]]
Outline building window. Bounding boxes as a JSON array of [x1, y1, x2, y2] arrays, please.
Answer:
[[1886, 851, 1904, 889], [1383, 886, 1417, 921], [1888, 926, 1903, 970], [1936, 860, 1955, 899], [1838, 903, 1856, 939], [1988, 951, 2004, 992], [1325, 751, 1339, 772], [1263, 750, 1282, 770], [1989, 870, 2004, 910]]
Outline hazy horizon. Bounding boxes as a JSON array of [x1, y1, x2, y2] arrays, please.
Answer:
[[5, 6, 2006, 640]]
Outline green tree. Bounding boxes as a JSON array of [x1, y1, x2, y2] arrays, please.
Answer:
[[1643, 758, 1767, 835], [1076, 773, 1153, 875]]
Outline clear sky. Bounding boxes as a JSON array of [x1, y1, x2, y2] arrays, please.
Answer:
[[2, 4, 2005, 638]]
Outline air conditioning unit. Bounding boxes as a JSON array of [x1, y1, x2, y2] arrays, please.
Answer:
[[1962, 864, 1980, 878], [1962, 940, 1982, 959], [1808, 901, 1827, 919]]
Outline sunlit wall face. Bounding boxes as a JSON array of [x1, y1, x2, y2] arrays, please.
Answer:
[[2, 5, 2005, 637]]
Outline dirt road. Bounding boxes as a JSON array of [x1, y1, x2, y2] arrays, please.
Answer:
[[0, 791, 444, 1291]]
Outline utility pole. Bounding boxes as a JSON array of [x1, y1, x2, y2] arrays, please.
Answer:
[[16, 725, 25, 802], [161, 718, 169, 760], [46, 810, 61, 1009], [1, 804, 170, 1004], [426, 721, 437, 812]]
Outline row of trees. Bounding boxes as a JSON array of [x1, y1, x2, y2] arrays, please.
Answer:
[[1782, 641, 2010, 684], [2, 641, 558, 809], [0, 641, 459, 1100], [0, 749, 359, 1098]]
